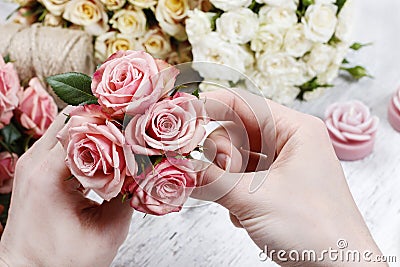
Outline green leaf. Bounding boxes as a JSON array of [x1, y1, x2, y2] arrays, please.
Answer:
[[342, 58, 350, 64], [350, 42, 372, 51], [170, 84, 187, 97], [46, 72, 98, 106], [340, 66, 373, 80], [336, 0, 347, 14], [297, 77, 333, 100], [248, 0, 263, 14], [328, 35, 341, 45], [64, 175, 75, 181], [3, 54, 11, 63], [302, 0, 314, 7], [210, 10, 223, 31], [192, 87, 199, 99], [0, 123, 22, 146]]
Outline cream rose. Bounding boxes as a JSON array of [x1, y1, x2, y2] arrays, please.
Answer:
[[43, 13, 63, 27], [216, 8, 258, 45], [199, 79, 231, 92], [110, 8, 146, 36], [94, 31, 139, 63], [302, 3, 338, 43], [100, 0, 126, 10], [257, 52, 308, 86], [141, 28, 172, 59], [155, 0, 189, 41], [305, 43, 336, 77], [192, 32, 254, 83], [258, 5, 297, 29], [186, 9, 213, 45], [250, 24, 284, 54], [128, 0, 157, 9], [335, 0, 355, 43], [210, 0, 251, 11], [38, 0, 69, 16], [256, 0, 298, 10], [63, 0, 109, 36], [284, 24, 313, 58]]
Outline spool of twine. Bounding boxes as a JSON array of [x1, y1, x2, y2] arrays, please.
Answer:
[[0, 23, 95, 107]]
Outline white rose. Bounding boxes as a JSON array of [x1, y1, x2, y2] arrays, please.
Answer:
[[273, 85, 300, 105], [63, 0, 109, 36], [335, 0, 355, 43], [110, 8, 146, 36], [258, 6, 297, 29], [141, 28, 172, 59], [246, 70, 274, 97], [155, 0, 189, 40], [94, 31, 138, 62], [128, 0, 158, 9], [256, 0, 299, 11], [314, 0, 335, 4], [38, 0, 69, 16], [43, 13, 63, 27], [192, 32, 254, 83], [216, 8, 258, 45], [257, 53, 308, 86], [317, 42, 349, 84], [284, 24, 313, 57], [306, 43, 336, 77], [199, 79, 231, 92], [100, 0, 126, 10], [303, 87, 328, 101], [302, 4, 338, 43], [250, 25, 284, 54], [209, 0, 251, 11], [186, 9, 213, 44]]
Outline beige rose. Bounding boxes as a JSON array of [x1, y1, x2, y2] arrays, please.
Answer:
[[94, 31, 139, 62], [155, 0, 189, 40], [43, 13, 63, 27], [127, 0, 157, 9], [38, 0, 69, 16], [110, 8, 146, 36], [100, 0, 126, 10], [63, 0, 109, 36], [141, 28, 172, 59]]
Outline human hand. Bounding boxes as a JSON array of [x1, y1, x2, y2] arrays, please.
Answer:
[[195, 89, 386, 266], [0, 108, 133, 267]]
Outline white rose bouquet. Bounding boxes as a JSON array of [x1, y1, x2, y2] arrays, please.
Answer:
[[187, 0, 371, 104], [10, 0, 210, 64]]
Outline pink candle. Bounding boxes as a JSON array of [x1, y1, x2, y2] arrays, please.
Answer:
[[388, 88, 400, 132], [325, 100, 379, 161]]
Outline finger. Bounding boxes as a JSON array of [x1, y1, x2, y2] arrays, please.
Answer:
[[229, 212, 244, 228], [203, 122, 244, 172], [34, 106, 74, 150]]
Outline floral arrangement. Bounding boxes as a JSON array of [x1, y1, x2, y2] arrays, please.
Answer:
[[11, 0, 210, 64], [187, 0, 371, 104], [47, 50, 208, 215], [0, 54, 58, 231]]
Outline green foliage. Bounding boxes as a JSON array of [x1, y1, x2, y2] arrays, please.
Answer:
[[46, 72, 98, 106], [297, 77, 333, 100]]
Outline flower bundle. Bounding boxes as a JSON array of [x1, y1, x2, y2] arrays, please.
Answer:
[[47, 50, 209, 215], [0, 54, 58, 230], [11, 0, 210, 64], [187, 0, 370, 104]]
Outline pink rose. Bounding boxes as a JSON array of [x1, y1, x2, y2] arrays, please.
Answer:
[[124, 92, 209, 160], [0, 152, 18, 194], [17, 77, 58, 138], [91, 50, 180, 117], [57, 105, 127, 201], [0, 56, 20, 128], [325, 100, 379, 143], [129, 158, 196, 215]]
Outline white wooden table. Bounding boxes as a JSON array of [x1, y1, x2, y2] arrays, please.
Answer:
[[1, 0, 399, 266]]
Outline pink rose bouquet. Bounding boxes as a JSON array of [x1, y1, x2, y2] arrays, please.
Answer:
[[0, 54, 58, 230], [48, 50, 209, 216]]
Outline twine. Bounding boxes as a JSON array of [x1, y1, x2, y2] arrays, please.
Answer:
[[0, 23, 95, 107]]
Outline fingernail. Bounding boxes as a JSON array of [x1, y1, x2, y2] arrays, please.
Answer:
[[215, 154, 230, 170]]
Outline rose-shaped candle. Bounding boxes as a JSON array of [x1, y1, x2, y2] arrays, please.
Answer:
[[388, 87, 400, 132], [325, 100, 379, 161]]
